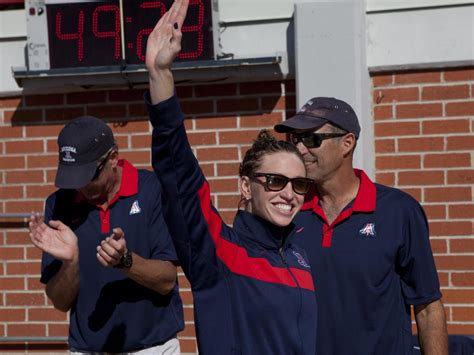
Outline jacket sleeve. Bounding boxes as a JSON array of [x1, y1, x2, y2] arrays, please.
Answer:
[[146, 93, 231, 288]]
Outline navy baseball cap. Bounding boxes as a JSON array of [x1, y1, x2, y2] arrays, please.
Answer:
[[55, 116, 114, 189], [274, 97, 361, 139]]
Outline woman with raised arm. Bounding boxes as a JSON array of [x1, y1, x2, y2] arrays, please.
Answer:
[[145, 1, 317, 354]]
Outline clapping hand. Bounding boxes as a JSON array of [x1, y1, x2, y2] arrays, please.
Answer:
[[96, 228, 127, 268], [29, 213, 79, 263]]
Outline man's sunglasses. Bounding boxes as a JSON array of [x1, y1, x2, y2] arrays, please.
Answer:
[[290, 132, 347, 148], [91, 149, 113, 181], [251, 173, 313, 195]]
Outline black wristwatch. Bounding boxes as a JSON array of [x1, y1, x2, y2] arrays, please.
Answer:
[[115, 249, 133, 269]]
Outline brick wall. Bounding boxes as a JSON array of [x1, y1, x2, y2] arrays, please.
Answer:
[[0, 67, 472, 352], [373, 67, 474, 334]]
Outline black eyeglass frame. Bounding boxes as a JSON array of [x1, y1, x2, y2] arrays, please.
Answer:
[[250, 172, 313, 195], [91, 149, 114, 181], [290, 132, 347, 149]]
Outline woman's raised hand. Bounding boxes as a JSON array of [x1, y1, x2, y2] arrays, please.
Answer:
[[145, 0, 189, 75]]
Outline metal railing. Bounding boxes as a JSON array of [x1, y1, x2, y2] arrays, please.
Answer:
[[0, 213, 41, 218], [0, 337, 67, 342]]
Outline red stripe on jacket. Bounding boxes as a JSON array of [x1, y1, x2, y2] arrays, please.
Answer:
[[198, 181, 314, 291]]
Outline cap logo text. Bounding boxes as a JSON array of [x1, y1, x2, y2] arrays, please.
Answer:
[[61, 146, 76, 162], [61, 146, 76, 153]]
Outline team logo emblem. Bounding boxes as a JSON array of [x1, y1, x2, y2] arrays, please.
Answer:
[[61, 146, 76, 162], [359, 223, 376, 237], [129, 200, 141, 215], [63, 151, 73, 162], [292, 251, 310, 268]]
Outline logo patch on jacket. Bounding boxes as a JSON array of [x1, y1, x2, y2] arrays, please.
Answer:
[[129, 200, 141, 215], [359, 223, 376, 237], [292, 251, 310, 268]]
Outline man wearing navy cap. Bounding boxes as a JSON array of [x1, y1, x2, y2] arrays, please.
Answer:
[[275, 98, 448, 354], [29, 116, 184, 354]]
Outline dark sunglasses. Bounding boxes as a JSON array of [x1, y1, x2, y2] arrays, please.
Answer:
[[91, 149, 113, 181], [290, 132, 347, 148], [251, 173, 313, 195]]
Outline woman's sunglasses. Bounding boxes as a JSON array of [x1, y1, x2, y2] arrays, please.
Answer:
[[251, 173, 313, 195], [290, 132, 347, 148]]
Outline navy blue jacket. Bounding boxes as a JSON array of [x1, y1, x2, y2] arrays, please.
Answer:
[[296, 169, 441, 355], [41, 161, 184, 352], [148, 94, 317, 355]]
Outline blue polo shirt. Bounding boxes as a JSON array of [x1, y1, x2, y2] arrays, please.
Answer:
[[296, 169, 441, 355], [41, 160, 184, 352]]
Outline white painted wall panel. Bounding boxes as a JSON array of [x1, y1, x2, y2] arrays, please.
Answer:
[[218, 0, 293, 22], [0, 40, 26, 94], [0, 9, 27, 94], [0, 9, 26, 38], [217, 0, 472, 22], [366, 0, 472, 12], [219, 21, 290, 59], [367, 6, 474, 70]]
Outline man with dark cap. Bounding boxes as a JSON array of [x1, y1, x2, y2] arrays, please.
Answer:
[[29, 116, 184, 354], [275, 98, 448, 355]]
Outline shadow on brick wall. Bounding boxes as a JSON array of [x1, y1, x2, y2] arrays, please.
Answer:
[[8, 81, 295, 128]]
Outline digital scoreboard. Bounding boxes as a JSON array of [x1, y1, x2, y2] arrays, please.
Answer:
[[26, 0, 216, 71]]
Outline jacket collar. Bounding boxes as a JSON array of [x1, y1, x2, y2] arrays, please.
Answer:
[[233, 210, 297, 251]]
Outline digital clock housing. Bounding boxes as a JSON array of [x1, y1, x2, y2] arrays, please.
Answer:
[[26, 0, 216, 71]]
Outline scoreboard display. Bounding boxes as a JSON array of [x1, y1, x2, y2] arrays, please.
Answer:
[[26, 0, 215, 71]]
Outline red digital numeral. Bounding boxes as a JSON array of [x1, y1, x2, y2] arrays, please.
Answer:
[[136, 1, 167, 62], [92, 5, 121, 59], [55, 10, 85, 62], [178, 0, 204, 59]]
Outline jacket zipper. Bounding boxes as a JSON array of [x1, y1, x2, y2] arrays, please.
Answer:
[[279, 245, 304, 355]]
